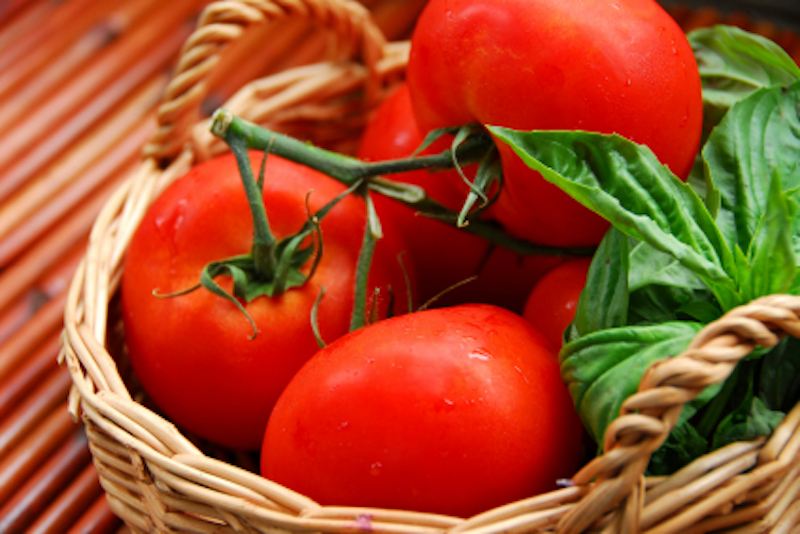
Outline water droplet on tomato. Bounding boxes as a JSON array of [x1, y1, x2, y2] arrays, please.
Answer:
[[155, 198, 187, 231], [437, 398, 456, 412], [153, 198, 188, 255], [370, 462, 382, 476], [514, 365, 530, 384], [468, 349, 491, 361]]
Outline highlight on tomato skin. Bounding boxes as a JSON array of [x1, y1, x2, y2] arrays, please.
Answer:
[[406, 0, 704, 248], [523, 257, 593, 352], [260, 304, 584, 518]]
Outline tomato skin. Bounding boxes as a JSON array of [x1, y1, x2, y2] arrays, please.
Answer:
[[261, 304, 584, 518], [121, 151, 411, 450], [407, 0, 703, 247], [358, 83, 564, 312], [523, 257, 592, 351]]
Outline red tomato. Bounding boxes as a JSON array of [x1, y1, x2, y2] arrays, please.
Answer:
[[407, 0, 703, 247], [261, 304, 584, 518], [121, 151, 412, 450], [523, 257, 593, 351], [359, 83, 564, 312]]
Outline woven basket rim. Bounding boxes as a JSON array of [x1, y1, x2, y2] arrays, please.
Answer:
[[59, 1, 800, 532]]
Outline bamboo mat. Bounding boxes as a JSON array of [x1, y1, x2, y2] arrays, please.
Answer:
[[0, 0, 429, 531], [0, 1, 798, 533]]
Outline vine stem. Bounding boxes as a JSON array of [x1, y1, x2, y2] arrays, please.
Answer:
[[227, 135, 277, 278], [210, 108, 595, 259]]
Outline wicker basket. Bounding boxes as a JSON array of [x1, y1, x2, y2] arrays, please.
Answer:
[[60, 0, 800, 532]]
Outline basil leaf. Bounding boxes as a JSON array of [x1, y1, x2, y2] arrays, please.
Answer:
[[738, 173, 797, 301], [687, 156, 719, 217], [629, 285, 719, 325], [759, 336, 800, 413], [569, 228, 629, 341], [689, 25, 800, 131], [649, 422, 708, 476], [488, 127, 740, 310], [628, 241, 709, 293], [625, 239, 719, 322], [702, 82, 800, 253], [561, 321, 703, 445], [712, 395, 785, 450]]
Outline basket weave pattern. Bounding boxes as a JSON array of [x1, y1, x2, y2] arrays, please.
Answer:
[[60, 1, 800, 532]]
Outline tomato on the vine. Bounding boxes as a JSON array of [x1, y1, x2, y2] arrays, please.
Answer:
[[523, 257, 593, 351], [358, 83, 487, 304], [358, 83, 564, 312], [261, 304, 584, 518], [407, 0, 703, 247], [121, 151, 412, 450]]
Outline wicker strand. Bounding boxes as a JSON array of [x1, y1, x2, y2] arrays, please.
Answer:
[[559, 295, 800, 532], [188, 39, 409, 163], [143, 0, 387, 163]]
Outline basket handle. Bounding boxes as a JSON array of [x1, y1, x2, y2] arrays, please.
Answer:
[[142, 0, 388, 164], [558, 294, 800, 533]]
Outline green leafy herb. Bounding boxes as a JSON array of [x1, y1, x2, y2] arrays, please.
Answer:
[[490, 25, 800, 474], [689, 24, 800, 134], [561, 321, 704, 446], [487, 127, 741, 310]]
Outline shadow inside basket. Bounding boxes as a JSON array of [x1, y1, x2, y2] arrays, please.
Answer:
[[104, 293, 264, 473]]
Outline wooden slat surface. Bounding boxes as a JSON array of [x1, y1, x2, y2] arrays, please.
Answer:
[[0, 1, 798, 532], [0, 0, 426, 531]]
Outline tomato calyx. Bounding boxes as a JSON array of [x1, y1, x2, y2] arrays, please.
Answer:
[[217, 118, 392, 336], [157, 141, 362, 339]]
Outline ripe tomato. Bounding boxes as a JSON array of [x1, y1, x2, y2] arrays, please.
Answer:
[[358, 83, 564, 312], [407, 0, 703, 247], [121, 151, 412, 450], [261, 304, 584, 518], [523, 257, 592, 351]]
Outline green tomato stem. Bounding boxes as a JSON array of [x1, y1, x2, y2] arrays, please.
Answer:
[[350, 189, 380, 331], [226, 134, 278, 278], [212, 108, 491, 184], [210, 108, 595, 259]]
